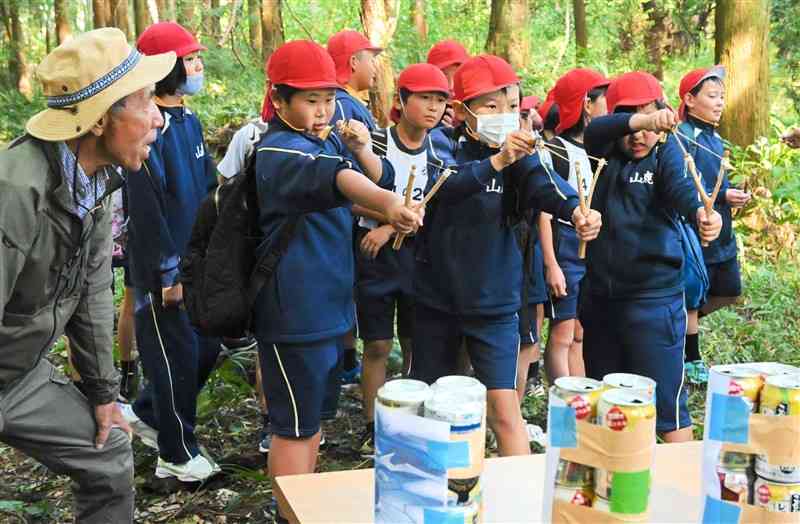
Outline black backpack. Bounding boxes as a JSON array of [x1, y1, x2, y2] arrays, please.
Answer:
[[180, 147, 303, 338]]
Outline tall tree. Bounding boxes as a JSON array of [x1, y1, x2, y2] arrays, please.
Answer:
[[55, 0, 72, 43], [573, 0, 587, 62], [715, 0, 771, 146], [485, 0, 529, 72], [643, 0, 668, 80], [133, 0, 153, 35], [93, 0, 111, 28], [261, 0, 284, 63], [411, 0, 427, 42], [2, 0, 33, 98], [361, 0, 400, 127], [110, 0, 132, 39], [178, 0, 194, 30], [248, 0, 262, 56]]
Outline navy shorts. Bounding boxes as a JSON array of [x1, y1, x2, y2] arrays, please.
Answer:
[[411, 303, 519, 390], [355, 228, 415, 342], [680, 221, 709, 310], [545, 225, 586, 322], [580, 292, 690, 433], [357, 291, 414, 342], [518, 304, 539, 345], [706, 257, 742, 298], [256, 337, 342, 438]]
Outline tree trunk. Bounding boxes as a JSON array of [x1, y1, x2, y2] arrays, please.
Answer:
[[93, 0, 111, 28], [110, 0, 132, 39], [573, 0, 587, 62], [485, 0, 529, 72], [6, 0, 33, 98], [715, 0, 771, 147], [360, 0, 400, 127], [210, 0, 220, 41], [133, 0, 153, 35], [261, 0, 284, 63], [178, 0, 194, 30], [167, 0, 177, 21], [643, 0, 668, 80], [248, 0, 262, 56], [410, 0, 427, 42], [154, 0, 168, 20], [55, 0, 72, 43]]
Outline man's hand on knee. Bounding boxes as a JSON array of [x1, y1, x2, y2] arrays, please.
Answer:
[[94, 402, 132, 449]]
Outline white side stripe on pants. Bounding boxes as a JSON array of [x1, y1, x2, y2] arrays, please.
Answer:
[[149, 294, 193, 461], [676, 293, 689, 432], [272, 344, 301, 438]]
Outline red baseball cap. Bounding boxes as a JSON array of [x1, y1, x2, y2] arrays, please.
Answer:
[[326, 30, 382, 85], [137, 22, 206, 57], [537, 88, 556, 120], [521, 95, 541, 112], [453, 55, 519, 103], [397, 63, 450, 94], [261, 40, 338, 121], [678, 65, 725, 117], [605, 71, 664, 113], [553, 68, 610, 134], [390, 63, 450, 122], [427, 40, 470, 71]]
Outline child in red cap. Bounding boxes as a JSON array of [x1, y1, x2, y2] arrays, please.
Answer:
[[536, 69, 609, 383], [352, 63, 450, 453], [252, 41, 422, 510], [412, 55, 601, 457], [677, 66, 750, 385], [580, 71, 723, 443], [327, 29, 382, 131], [123, 21, 222, 483], [427, 39, 470, 127], [520, 95, 543, 132]]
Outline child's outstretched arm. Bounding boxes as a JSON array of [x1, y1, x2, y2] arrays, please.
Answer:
[[336, 169, 423, 235]]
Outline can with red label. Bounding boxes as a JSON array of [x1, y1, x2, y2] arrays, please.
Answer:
[[554, 484, 593, 507], [754, 476, 800, 512], [596, 389, 656, 431], [717, 467, 753, 504], [553, 377, 603, 422], [713, 364, 763, 412], [592, 496, 648, 521], [602, 373, 656, 401]]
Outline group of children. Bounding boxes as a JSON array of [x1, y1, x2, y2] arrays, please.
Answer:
[[111, 21, 748, 521]]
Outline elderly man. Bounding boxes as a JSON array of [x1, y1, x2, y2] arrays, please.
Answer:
[[0, 28, 174, 522]]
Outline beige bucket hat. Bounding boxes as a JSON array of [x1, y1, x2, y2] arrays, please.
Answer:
[[26, 27, 176, 141]]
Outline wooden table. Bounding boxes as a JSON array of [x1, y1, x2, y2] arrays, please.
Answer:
[[275, 441, 704, 523]]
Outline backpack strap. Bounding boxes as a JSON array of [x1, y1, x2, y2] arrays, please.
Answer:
[[246, 214, 304, 307]]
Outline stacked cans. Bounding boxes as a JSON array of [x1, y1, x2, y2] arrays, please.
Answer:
[[551, 374, 656, 520], [713, 363, 800, 512], [423, 376, 487, 523]]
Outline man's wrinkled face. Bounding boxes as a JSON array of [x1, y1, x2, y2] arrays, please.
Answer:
[[102, 86, 163, 171]]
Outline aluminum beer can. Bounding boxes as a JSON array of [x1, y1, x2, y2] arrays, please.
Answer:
[[555, 458, 594, 487], [759, 373, 800, 416], [714, 364, 763, 412], [554, 484, 593, 507], [717, 467, 753, 504], [553, 376, 603, 421], [596, 389, 656, 431], [755, 476, 800, 512], [602, 373, 656, 401]]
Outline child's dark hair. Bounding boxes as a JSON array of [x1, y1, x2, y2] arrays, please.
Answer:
[[272, 84, 303, 105], [543, 103, 560, 132], [155, 59, 187, 97], [560, 86, 607, 138], [689, 76, 724, 97], [399, 87, 448, 104], [613, 98, 667, 114]]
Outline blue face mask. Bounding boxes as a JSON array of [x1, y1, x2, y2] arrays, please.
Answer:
[[178, 73, 204, 96]]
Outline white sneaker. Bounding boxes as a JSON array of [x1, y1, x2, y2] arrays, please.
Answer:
[[118, 402, 158, 450], [155, 454, 221, 482]]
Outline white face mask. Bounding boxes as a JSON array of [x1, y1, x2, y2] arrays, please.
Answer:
[[464, 104, 520, 147]]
